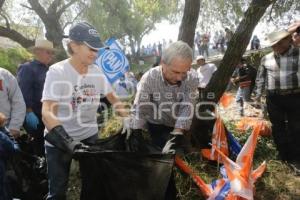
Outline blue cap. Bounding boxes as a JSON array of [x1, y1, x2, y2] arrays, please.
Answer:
[[69, 22, 104, 50]]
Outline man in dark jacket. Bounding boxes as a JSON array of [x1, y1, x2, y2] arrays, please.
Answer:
[[231, 58, 256, 102], [17, 39, 55, 156]]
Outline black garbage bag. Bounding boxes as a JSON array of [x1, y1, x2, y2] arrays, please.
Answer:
[[5, 134, 48, 200], [75, 132, 175, 200], [190, 114, 215, 149]]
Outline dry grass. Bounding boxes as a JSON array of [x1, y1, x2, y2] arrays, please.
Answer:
[[67, 107, 300, 200], [174, 136, 300, 200]]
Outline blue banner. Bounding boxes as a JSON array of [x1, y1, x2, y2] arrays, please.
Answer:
[[227, 131, 242, 158], [95, 37, 129, 84]]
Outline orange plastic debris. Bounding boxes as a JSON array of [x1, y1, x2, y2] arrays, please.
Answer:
[[219, 92, 235, 108], [175, 155, 212, 197], [201, 118, 229, 163], [235, 117, 271, 136]]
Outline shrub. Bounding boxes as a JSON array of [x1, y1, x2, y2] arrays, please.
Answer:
[[0, 47, 32, 75]]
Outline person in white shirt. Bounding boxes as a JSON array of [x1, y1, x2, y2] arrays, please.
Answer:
[[0, 67, 26, 138], [41, 22, 127, 200], [196, 55, 217, 89]]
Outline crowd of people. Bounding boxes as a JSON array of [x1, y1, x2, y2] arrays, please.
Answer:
[[0, 20, 300, 200], [140, 39, 173, 57], [194, 28, 234, 57], [194, 28, 262, 58]]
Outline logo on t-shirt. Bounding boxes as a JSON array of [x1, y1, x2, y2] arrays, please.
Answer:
[[71, 83, 99, 111]]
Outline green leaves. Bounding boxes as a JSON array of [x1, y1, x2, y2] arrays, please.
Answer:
[[84, 0, 178, 55]]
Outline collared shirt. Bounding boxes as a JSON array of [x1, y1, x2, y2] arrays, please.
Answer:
[[255, 46, 300, 97], [131, 66, 199, 130], [196, 63, 217, 88], [17, 60, 49, 116]]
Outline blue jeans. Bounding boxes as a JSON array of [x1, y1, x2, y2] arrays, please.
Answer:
[[236, 86, 251, 102], [45, 134, 98, 200]]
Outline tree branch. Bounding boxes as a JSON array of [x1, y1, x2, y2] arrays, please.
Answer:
[[20, 3, 33, 10], [57, 0, 79, 17], [62, 4, 87, 30], [48, 0, 62, 13], [0, 0, 5, 10], [0, 26, 34, 48], [268, 2, 276, 22], [0, 12, 10, 29], [27, 0, 48, 22]]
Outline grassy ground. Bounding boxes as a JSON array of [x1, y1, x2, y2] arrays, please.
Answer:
[[175, 121, 300, 200], [66, 88, 300, 200], [67, 115, 300, 200]]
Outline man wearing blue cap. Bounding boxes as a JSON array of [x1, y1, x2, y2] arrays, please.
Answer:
[[42, 22, 128, 199]]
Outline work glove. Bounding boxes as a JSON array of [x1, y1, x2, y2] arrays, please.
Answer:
[[162, 131, 190, 155], [45, 125, 89, 154], [121, 117, 132, 139], [25, 112, 39, 130]]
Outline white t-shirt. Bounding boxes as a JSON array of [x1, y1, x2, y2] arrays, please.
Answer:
[[196, 63, 217, 88], [42, 59, 113, 142]]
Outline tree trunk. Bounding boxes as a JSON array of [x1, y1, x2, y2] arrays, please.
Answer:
[[136, 39, 142, 61], [0, 0, 5, 10], [177, 0, 200, 47], [43, 18, 66, 61], [128, 36, 136, 58], [189, 0, 276, 145], [28, 0, 68, 59], [204, 0, 276, 103]]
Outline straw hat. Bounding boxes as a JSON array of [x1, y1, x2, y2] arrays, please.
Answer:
[[265, 29, 291, 47], [29, 39, 55, 51], [196, 55, 205, 61]]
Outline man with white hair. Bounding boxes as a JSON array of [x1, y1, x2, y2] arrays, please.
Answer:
[[125, 40, 198, 199], [17, 39, 55, 156], [129, 41, 198, 151], [255, 21, 300, 175]]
